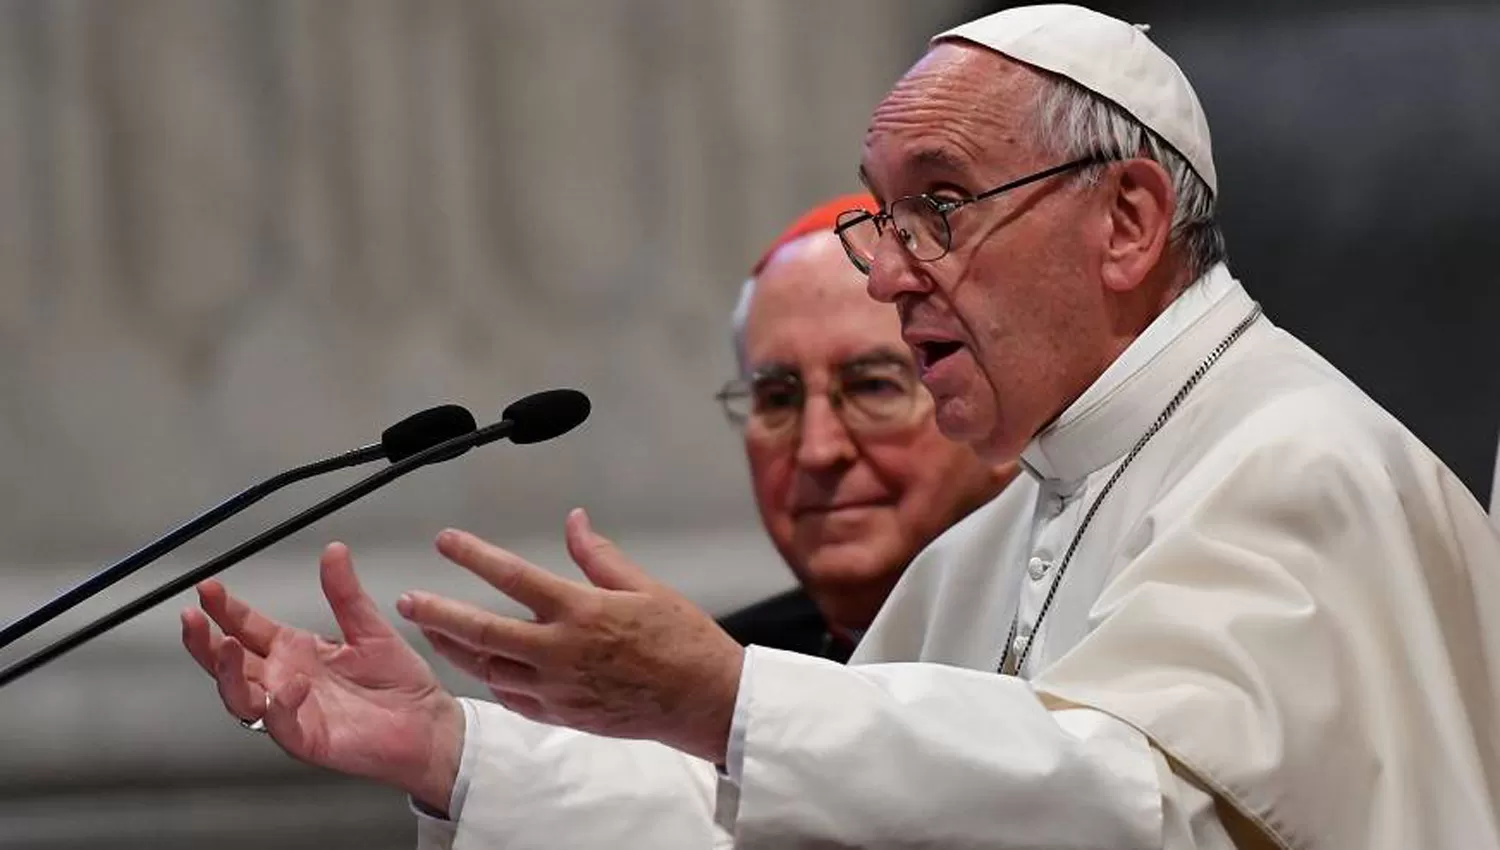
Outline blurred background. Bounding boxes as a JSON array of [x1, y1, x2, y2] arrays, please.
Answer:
[[0, 1, 1495, 848]]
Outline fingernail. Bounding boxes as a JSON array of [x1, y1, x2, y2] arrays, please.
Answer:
[[396, 593, 415, 618], [435, 529, 458, 548]]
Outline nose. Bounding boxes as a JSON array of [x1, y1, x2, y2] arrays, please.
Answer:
[[864, 231, 928, 305], [794, 395, 858, 471]]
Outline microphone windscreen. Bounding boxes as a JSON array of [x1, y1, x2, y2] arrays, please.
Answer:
[[503, 389, 592, 444], [381, 405, 478, 461]]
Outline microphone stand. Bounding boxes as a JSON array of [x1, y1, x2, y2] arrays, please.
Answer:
[[0, 445, 385, 652], [0, 419, 514, 689]]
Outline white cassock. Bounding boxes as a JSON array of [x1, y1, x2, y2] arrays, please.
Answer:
[[415, 265, 1500, 850]]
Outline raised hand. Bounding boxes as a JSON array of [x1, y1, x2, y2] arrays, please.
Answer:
[[181, 543, 465, 813], [396, 509, 745, 765]]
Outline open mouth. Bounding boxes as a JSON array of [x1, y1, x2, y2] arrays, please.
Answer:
[[916, 340, 964, 371]]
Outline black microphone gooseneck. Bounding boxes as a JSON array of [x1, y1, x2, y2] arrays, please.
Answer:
[[0, 389, 590, 689], [0, 404, 478, 652]]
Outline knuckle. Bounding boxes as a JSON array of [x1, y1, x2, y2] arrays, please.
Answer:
[[476, 617, 506, 649], [482, 656, 505, 686], [485, 557, 525, 596], [481, 654, 510, 684], [566, 592, 605, 624], [541, 684, 592, 723], [495, 568, 525, 598]]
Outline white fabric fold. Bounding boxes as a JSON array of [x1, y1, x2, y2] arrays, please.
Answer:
[[425, 698, 721, 850], [732, 647, 1163, 850]]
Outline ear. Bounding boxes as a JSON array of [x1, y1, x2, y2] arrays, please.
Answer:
[[1099, 158, 1175, 294]]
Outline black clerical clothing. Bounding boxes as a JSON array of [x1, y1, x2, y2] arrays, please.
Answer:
[[717, 588, 854, 664]]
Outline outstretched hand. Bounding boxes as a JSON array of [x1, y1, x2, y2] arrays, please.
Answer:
[[182, 543, 465, 814], [397, 509, 745, 765]]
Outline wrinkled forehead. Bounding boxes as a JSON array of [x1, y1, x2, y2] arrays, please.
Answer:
[[860, 44, 1045, 197], [744, 235, 908, 371]]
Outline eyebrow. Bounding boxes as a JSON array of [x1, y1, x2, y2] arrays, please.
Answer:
[[750, 347, 912, 380], [859, 146, 975, 203], [910, 147, 972, 175], [840, 348, 913, 371]]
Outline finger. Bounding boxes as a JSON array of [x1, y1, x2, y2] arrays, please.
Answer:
[[181, 607, 225, 676], [491, 689, 549, 725], [198, 580, 281, 657], [319, 542, 400, 645], [422, 628, 489, 681], [564, 508, 652, 592], [400, 593, 549, 664], [263, 673, 313, 753], [422, 629, 540, 693], [434, 529, 579, 619], [216, 637, 268, 721]]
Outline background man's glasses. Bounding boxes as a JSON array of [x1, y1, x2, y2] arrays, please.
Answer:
[[716, 357, 925, 442], [834, 154, 1113, 274]]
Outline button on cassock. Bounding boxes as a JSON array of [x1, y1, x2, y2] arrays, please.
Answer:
[[1010, 632, 1031, 661], [1044, 492, 1067, 518], [1027, 556, 1052, 581]]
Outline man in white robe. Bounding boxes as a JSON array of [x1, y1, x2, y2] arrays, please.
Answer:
[[185, 5, 1500, 849]]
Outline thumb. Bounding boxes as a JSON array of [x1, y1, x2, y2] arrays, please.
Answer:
[[565, 509, 651, 592], [320, 542, 400, 644]]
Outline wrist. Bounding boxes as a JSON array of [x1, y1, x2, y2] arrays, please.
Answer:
[[404, 692, 466, 816], [680, 643, 743, 765]]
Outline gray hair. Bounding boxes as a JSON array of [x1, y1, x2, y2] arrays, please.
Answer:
[[1032, 73, 1227, 283], [728, 75, 1226, 370], [730, 276, 756, 378]]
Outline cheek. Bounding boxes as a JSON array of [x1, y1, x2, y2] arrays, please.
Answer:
[[947, 272, 1046, 410], [745, 442, 795, 525], [868, 437, 972, 528], [854, 448, 932, 536]]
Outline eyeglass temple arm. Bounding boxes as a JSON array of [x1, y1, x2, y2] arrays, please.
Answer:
[[969, 154, 1116, 204]]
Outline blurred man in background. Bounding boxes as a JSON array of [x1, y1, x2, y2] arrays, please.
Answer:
[[716, 195, 1012, 661], [180, 195, 1011, 832]]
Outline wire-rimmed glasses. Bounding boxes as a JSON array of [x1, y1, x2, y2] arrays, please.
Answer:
[[715, 354, 926, 442], [834, 154, 1115, 274]]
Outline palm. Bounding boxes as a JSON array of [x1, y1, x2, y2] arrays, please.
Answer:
[[184, 544, 465, 808], [261, 623, 444, 781]]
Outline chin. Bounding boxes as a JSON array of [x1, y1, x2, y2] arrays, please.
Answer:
[[933, 399, 991, 448], [799, 540, 903, 590]]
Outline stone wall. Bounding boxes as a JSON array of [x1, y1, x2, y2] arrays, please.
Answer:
[[0, 2, 968, 847]]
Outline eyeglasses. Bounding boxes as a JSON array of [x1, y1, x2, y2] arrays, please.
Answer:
[[715, 356, 926, 442], [834, 154, 1115, 275]]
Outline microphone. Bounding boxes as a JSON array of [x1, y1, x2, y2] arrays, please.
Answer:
[[0, 389, 591, 689], [491, 388, 593, 445], [0, 404, 478, 652], [380, 405, 479, 461]]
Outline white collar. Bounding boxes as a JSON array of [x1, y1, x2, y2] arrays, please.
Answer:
[[1019, 264, 1252, 483]]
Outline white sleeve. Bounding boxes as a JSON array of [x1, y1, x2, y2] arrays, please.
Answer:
[[429, 697, 724, 849], [413, 806, 459, 850], [722, 647, 1236, 850]]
